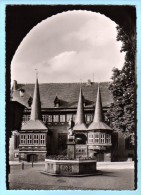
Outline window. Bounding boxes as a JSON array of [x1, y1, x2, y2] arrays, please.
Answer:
[[67, 114, 73, 122], [27, 135, 32, 144], [14, 153, 19, 158], [94, 133, 99, 143], [72, 114, 76, 121], [60, 115, 66, 122], [105, 134, 111, 144], [40, 134, 45, 145], [20, 135, 26, 144], [22, 115, 30, 122], [100, 133, 105, 144], [24, 108, 29, 113], [86, 114, 93, 122], [47, 115, 52, 122], [42, 115, 48, 123], [67, 114, 75, 122], [54, 103, 60, 108], [88, 133, 94, 143], [33, 134, 39, 144], [14, 134, 19, 149], [22, 115, 26, 122], [53, 115, 59, 122]]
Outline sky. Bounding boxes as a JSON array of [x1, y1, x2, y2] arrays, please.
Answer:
[[11, 10, 125, 84]]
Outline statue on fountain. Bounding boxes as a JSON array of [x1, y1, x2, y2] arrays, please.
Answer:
[[68, 117, 75, 141]]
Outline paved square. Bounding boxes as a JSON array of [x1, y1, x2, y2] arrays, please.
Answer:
[[9, 162, 135, 190]]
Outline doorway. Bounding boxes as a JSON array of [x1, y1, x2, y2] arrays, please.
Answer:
[[27, 154, 38, 162], [58, 133, 67, 154]]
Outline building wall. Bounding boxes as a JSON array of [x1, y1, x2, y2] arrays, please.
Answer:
[[9, 107, 134, 162], [9, 131, 19, 161], [48, 124, 68, 155], [10, 102, 25, 130], [19, 152, 46, 162], [19, 131, 48, 161]]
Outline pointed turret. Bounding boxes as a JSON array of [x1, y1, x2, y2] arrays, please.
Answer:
[[21, 74, 47, 130], [73, 87, 87, 131], [88, 84, 112, 130], [30, 76, 42, 120], [93, 84, 104, 122]]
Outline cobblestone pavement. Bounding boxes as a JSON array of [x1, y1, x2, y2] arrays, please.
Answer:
[[9, 162, 135, 190]]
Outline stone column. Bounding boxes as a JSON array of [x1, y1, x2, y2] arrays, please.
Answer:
[[67, 138, 76, 159]]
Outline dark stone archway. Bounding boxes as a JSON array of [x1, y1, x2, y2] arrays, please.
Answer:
[[6, 5, 136, 127], [75, 133, 87, 144], [6, 5, 136, 189]]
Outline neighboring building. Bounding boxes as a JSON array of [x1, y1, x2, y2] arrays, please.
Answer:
[[9, 131, 19, 161], [9, 79, 134, 162]]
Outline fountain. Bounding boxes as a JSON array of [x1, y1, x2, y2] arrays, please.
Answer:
[[41, 120, 98, 176]]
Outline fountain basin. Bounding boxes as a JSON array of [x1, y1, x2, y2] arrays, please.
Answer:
[[42, 158, 97, 176]]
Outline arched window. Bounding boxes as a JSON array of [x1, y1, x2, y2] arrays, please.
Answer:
[[75, 134, 87, 144]]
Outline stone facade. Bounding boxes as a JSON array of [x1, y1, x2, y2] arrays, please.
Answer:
[[9, 131, 19, 161]]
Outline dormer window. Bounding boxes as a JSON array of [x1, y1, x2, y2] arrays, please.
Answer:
[[19, 89, 25, 97], [87, 79, 92, 86], [28, 96, 33, 107], [54, 96, 60, 107]]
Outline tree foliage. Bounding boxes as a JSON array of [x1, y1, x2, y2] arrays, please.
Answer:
[[106, 25, 136, 143]]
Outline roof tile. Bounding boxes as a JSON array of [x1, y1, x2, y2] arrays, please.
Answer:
[[12, 82, 113, 108]]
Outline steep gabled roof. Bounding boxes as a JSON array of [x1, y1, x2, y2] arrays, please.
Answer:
[[73, 88, 87, 131], [88, 85, 112, 131], [11, 82, 113, 109]]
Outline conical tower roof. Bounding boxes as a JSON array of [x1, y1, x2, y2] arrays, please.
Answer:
[[30, 77, 42, 120], [73, 87, 87, 131], [88, 84, 112, 130], [93, 84, 104, 122], [21, 75, 47, 130]]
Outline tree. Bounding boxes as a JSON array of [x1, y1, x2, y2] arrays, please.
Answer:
[[106, 25, 136, 145]]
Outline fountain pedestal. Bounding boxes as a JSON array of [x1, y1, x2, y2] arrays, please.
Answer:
[[42, 131, 98, 176], [43, 158, 97, 176], [67, 137, 75, 159]]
